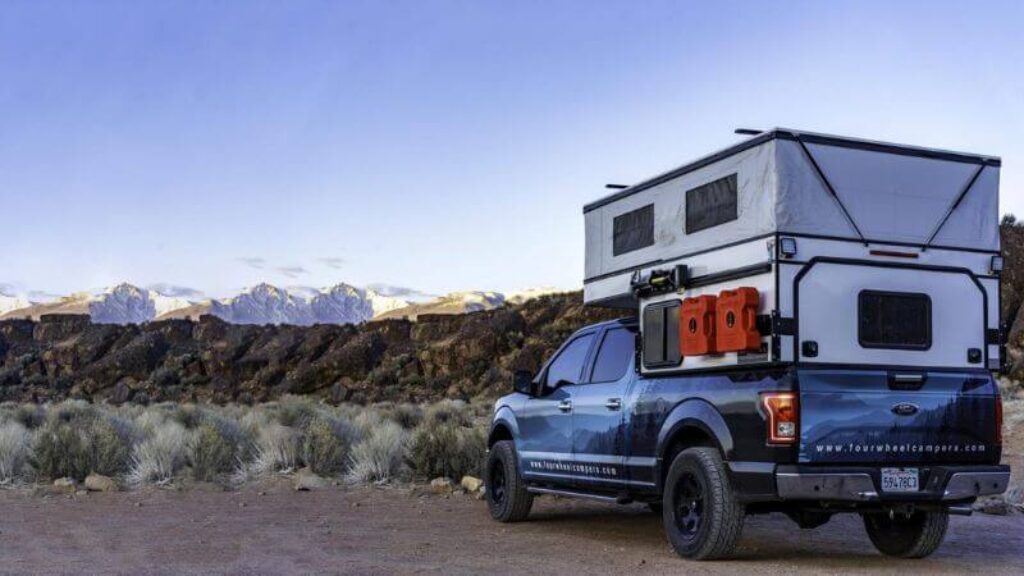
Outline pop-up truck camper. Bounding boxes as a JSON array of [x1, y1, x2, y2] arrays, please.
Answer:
[[485, 129, 1008, 561], [584, 128, 1002, 374]]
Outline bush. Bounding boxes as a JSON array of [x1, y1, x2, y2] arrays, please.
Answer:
[[0, 403, 45, 429], [32, 410, 93, 480], [89, 416, 134, 477], [384, 403, 423, 430], [348, 421, 407, 484], [189, 423, 237, 482], [0, 421, 31, 484], [250, 422, 300, 475], [302, 416, 351, 476], [407, 419, 486, 480], [128, 421, 188, 485], [422, 400, 473, 428]]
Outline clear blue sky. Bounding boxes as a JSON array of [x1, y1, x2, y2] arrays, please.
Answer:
[[1, 0, 1022, 299]]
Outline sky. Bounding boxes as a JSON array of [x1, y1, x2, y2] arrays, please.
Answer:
[[1, 0, 1022, 300]]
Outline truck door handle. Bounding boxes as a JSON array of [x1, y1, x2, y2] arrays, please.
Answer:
[[558, 400, 572, 413], [605, 398, 622, 411]]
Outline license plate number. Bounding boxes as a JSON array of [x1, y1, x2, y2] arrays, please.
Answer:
[[881, 468, 919, 492]]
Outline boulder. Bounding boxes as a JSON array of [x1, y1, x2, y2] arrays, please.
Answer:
[[52, 477, 77, 491], [294, 467, 329, 491], [430, 477, 454, 494], [460, 475, 483, 493], [84, 474, 119, 492]]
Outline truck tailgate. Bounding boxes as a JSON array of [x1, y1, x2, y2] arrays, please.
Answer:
[[798, 369, 1001, 465]]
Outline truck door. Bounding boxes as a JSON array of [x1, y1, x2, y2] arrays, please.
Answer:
[[571, 326, 636, 491], [518, 331, 595, 486]]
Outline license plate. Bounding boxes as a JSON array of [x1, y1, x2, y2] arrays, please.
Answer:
[[881, 468, 919, 492]]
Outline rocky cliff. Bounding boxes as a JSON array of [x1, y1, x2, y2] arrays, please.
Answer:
[[0, 292, 619, 405]]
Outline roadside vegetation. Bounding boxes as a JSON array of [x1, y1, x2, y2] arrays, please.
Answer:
[[0, 397, 489, 489]]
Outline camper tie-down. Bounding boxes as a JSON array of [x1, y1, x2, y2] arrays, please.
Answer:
[[483, 128, 1009, 560]]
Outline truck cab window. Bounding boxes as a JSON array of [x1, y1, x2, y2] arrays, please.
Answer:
[[643, 302, 681, 368], [545, 334, 594, 388], [591, 328, 635, 382]]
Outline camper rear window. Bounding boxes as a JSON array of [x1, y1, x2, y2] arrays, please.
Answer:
[[685, 174, 738, 234], [643, 301, 681, 368], [613, 204, 655, 256], [858, 290, 932, 350]]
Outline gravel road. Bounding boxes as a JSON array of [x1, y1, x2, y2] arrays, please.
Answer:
[[0, 481, 1021, 575]]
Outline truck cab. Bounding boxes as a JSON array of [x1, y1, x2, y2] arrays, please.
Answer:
[[484, 129, 1010, 560]]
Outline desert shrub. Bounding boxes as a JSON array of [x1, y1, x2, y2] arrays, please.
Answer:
[[128, 421, 188, 485], [189, 423, 237, 482], [422, 399, 473, 428], [407, 419, 486, 480], [0, 421, 31, 484], [384, 403, 423, 430], [32, 405, 95, 480], [250, 422, 301, 475], [89, 416, 134, 477], [0, 403, 45, 429], [347, 421, 407, 484], [302, 415, 352, 476], [351, 409, 383, 440], [273, 396, 318, 429]]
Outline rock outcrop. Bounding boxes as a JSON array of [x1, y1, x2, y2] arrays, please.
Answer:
[[0, 292, 619, 404]]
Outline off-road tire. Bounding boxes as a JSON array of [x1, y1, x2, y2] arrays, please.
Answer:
[[662, 447, 744, 560], [484, 440, 533, 522], [862, 510, 948, 558]]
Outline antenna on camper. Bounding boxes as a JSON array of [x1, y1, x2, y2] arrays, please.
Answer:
[[735, 128, 762, 136], [605, 184, 629, 190]]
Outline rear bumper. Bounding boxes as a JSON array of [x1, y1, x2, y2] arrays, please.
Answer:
[[774, 464, 1010, 502]]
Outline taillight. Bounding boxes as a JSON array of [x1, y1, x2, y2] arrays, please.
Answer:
[[762, 392, 799, 445], [996, 394, 1003, 445]]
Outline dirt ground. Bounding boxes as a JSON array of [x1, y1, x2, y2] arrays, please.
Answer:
[[0, 481, 1021, 576]]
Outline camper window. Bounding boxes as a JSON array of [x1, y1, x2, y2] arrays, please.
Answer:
[[613, 204, 655, 255], [858, 290, 932, 350], [643, 301, 681, 368], [685, 174, 738, 234]]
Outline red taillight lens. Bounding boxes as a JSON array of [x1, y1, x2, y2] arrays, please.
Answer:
[[762, 392, 799, 445], [996, 394, 1003, 445]]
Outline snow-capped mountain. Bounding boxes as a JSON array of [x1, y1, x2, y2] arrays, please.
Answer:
[[0, 282, 566, 325], [211, 283, 315, 325], [0, 293, 30, 317]]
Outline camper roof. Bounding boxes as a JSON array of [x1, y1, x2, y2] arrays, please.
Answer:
[[584, 128, 1001, 213]]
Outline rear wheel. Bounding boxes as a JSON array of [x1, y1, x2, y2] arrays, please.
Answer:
[[662, 447, 744, 560], [862, 510, 948, 558], [484, 440, 533, 522]]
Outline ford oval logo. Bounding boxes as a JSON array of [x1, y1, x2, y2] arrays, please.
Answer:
[[891, 402, 919, 416]]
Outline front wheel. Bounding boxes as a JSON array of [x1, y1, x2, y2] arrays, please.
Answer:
[[662, 447, 745, 560], [862, 510, 948, 558], [484, 440, 533, 522]]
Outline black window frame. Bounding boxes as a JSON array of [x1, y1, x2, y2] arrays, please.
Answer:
[[685, 173, 738, 234], [857, 289, 933, 351], [543, 332, 596, 390], [588, 327, 636, 383], [612, 203, 655, 256], [642, 300, 682, 369]]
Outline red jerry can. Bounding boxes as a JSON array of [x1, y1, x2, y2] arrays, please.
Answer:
[[715, 287, 761, 352], [680, 295, 718, 355]]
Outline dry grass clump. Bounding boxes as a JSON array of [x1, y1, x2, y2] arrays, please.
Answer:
[[0, 397, 489, 489], [348, 421, 408, 484], [128, 420, 188, 485], [407, 400, 486, 480], [0, 421, 31, 484]]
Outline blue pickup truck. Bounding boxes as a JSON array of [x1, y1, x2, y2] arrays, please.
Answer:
[[483, 318, 1008, 560]]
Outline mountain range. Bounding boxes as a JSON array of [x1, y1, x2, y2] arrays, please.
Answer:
[[0, 282, 563, 326]]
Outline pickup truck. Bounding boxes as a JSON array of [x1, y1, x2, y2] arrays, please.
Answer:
[[483, 317, 1009, 560]]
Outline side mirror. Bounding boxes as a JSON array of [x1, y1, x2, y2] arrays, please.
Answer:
[[513, 370, 535, 395]]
